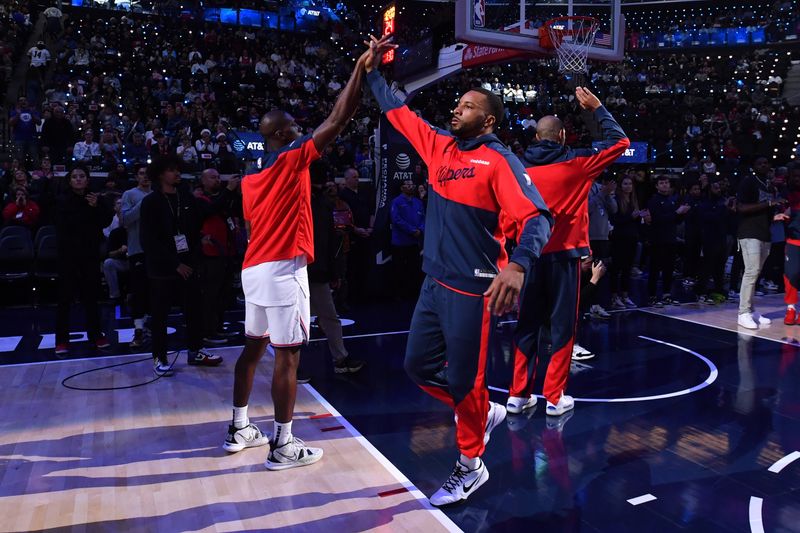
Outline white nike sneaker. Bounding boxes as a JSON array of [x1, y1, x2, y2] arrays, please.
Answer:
[[546, 394, 575, 417], [571, 343, 595, 361], [737, 313, 758, 330], [484, 401, 507, 444], [506, 395, 537, 415], [751, 312, 771, 325], [223, 423, 270, 453], [264, 436, 323, 471], [429, 459, 489, 507]]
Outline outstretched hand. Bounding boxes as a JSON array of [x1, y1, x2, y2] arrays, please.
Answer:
[[575, 86, 601, 111], [362, 34, 398, 73], [483, 262, 525, 316]]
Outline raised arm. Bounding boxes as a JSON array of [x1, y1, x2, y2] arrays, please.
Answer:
[[572, 87, 630, 178], [363, 36, 448, 164], [312, 35, 395, 154]]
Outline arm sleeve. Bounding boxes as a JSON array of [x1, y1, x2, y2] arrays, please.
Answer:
[[605, 193, 618, 215], [282, 133, 320, 171], [390, 198, 416, 235], [492, 154, 553, 272], [121, 190, 142, 226], [2, 203, 16, 222], [571, 106, 630, 179], [366, 70, 448, 164]]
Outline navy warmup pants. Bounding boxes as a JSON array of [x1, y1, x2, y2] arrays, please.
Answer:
[[404, 275, 495, 459], [510, 257, 581, 405]]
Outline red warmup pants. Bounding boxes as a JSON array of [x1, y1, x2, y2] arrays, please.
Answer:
[[510, 257, 581, 405]]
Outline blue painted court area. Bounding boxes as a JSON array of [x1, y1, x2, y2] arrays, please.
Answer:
[[1, 303, 799, 531]]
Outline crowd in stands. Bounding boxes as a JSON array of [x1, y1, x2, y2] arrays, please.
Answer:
[[1, 0, 800, 332], [0, 1, 36, 100], [624, 0, 799, 38]]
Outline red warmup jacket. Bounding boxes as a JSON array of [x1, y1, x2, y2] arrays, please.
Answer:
[[521, 107, 630, 260]]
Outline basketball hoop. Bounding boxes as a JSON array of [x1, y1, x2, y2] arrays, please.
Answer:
[[540, 16, 599, 74]]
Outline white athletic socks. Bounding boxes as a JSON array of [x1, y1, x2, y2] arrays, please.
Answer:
[[233, 406, 249, 429], [459, 454, 480, 470], [274, 421, 292, 446]]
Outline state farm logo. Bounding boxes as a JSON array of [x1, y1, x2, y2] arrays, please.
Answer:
[[462, 45, 505, 62], [436, 165, 477, 185]]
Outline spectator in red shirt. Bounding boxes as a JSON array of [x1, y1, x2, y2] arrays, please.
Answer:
[[2, 186, 40, 229]]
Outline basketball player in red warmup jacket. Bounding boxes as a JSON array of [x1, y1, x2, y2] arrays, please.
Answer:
[[508, 87, 629, 418], [221, 38, 395, 470], [364, 37, 553, 506]]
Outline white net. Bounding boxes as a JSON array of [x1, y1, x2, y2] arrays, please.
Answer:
[[546, 17, 599, 73]]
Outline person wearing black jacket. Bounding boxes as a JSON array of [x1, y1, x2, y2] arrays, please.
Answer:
[[644, 175, 690, 307], [696, 180, 734, 303], [309, 161, 364, 374], [609, 175, 641, 309], [682, 182, 704, 284], [55, 166, 114, 355], [139, 155, 223, 374]]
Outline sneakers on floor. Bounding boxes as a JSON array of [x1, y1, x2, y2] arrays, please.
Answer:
[[429, 459, 489, 507], [55, 343, 69, 355], [762, 280, 779, 292], [571, 343, 595, 361], [622, 297, 637, 308], [223, 423, 270, 453], [264, 436, 323, 471], [546, 394, 575, 417], [506, 395, 537, 415], [153, 358, 174, 377], [296, 370, 311, 384], [648, 296, 664, 308], [333, 356, 365, 374], [752, 312, 771, 326], [785, 308, 797, 325], [737, 313, 758, 330], [188, 349, 223, 366], [610, 296, 626, 310], [484, 401, 506, 444], [661, 294, 680, 306], [589, 304, 611, 319], [130, 328, 146, 348], [728, 290, 740, 301]]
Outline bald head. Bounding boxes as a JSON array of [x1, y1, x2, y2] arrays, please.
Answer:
[[259, 110, 291, 138], [536, 116, 565, 144], [201, 167, 220, 193]]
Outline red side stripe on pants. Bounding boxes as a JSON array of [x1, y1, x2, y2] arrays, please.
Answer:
[[453, 303, 492, 459], [541, 262, 582, 405], [509, 345, 535, 398]]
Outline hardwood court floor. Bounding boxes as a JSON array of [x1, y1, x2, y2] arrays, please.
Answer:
[[0, 348, 456, 532], [641, 293, 800, 345]]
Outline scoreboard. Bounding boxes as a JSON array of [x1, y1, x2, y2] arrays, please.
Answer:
[[381, 3, 396, 64]]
